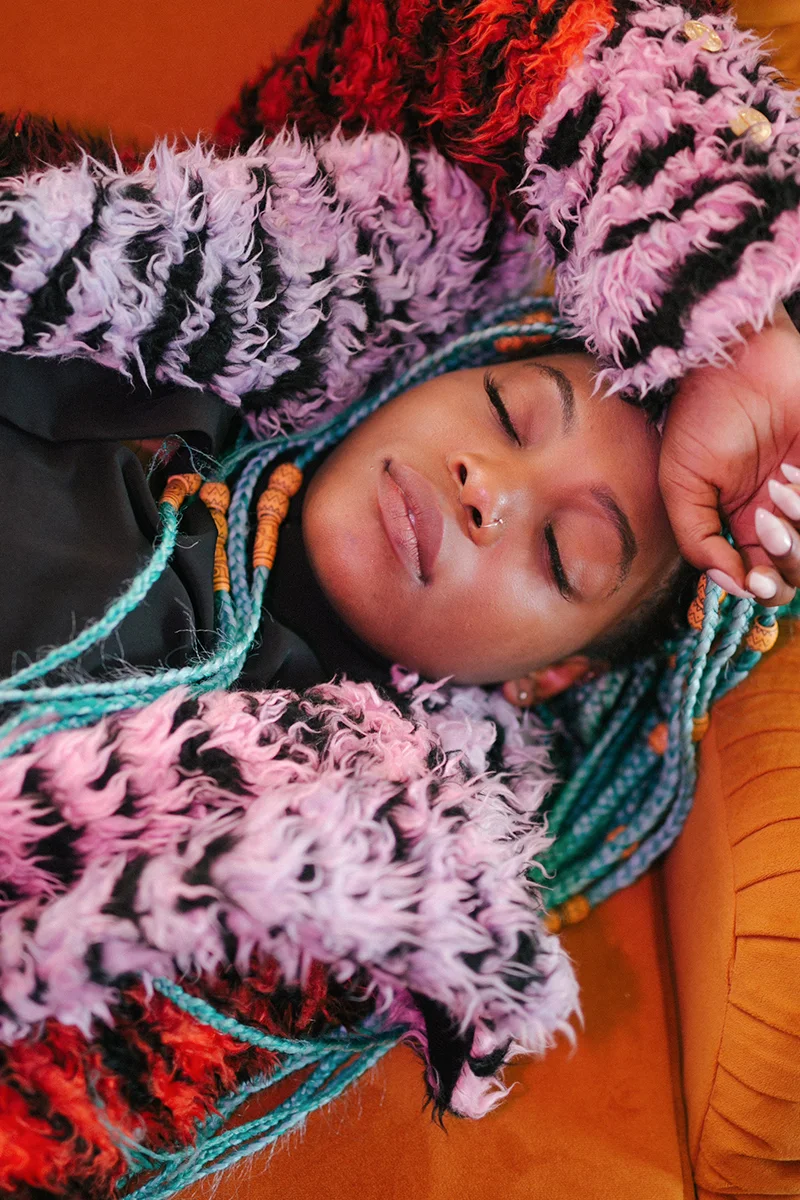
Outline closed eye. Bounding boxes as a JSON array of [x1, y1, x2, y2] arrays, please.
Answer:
[[484, 371, 521, 446], [545, 523, 574, 601]]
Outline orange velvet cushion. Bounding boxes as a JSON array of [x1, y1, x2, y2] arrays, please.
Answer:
[[177, 871, 693, 1200], [663, 627, 800, 1198], [736, 0, 800, 90]]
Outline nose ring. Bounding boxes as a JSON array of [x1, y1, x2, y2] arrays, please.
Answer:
[[484, 516, 504, 528]]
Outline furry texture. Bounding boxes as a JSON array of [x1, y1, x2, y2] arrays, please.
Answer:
[[0, 131, 533, 438], [0, 963, 373, 1199], [218, 0, 798, 418], [521, 2, 800, 406], [0, 677, 578, 1137]]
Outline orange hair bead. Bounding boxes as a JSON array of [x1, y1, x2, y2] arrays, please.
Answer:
[[159, 473, 202, 511], [561, 895, 591, 926], [692, 712, 710, 742], [542, 894, 592, 935], [253, 463, 304, 571], [200, 482, 232, 593], [745, 619, 779, 654], [687, 573, 708, 631], [543, 910, 562, 935], [648, 722, 668, 756]]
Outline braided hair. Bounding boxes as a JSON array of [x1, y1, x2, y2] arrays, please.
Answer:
[[0, 294, 795, 926]]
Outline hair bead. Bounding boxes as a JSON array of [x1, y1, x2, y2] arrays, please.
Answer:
[[269, 462, 304, 497], [647, 722, 668, 755], [691, 712, 710, 742], [745, 617, 779, 653], [200, 482, 232, 594], [252, 465, 304, 571], [159, 472, 202, 511], [687, 574, 708, 630]]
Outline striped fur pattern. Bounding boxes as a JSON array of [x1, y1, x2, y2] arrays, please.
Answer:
[[0, 131, 533, 437], [217, 0, 621, 201], [521, 2, 800, 408], [218, 0, 800, 418], [0, 675, 578, 1137], [216, 0, 728, 202], [0, 965, 360, 1200]]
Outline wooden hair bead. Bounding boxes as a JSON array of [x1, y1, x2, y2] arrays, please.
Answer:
[[257, 488, 291, 524], [543, 894, 592, 934], [269, 462, 304, 498], [200, 482, 231, 593], [687, 573, 708, 630], [746, 618, 779, 654], [159, 473, 202, 511], [543, 909, 562, 935], [692, 712, 710, 742], [252, 464, 304, 571], [200, 481, 231, 515], [648, 721, 668, 756], [561, 895, 591, 926]]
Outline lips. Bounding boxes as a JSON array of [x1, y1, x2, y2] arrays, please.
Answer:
[[377, 460, 444, 583]]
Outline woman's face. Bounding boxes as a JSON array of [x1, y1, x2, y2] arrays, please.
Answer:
[[302, 353, 680, 684]]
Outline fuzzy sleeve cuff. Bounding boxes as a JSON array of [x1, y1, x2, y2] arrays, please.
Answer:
[[520, 1, 800, 417], [0, 132, 532, 437]]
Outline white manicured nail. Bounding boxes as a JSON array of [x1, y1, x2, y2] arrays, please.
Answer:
[[780, 462, 800, 484], [769, 478, 800, 521], [747, 569, 778, 600], [755, 507, 793, 556], [707, 569, 754, 600]]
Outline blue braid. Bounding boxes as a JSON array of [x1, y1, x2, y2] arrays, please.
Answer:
[[3, 292, 798, 1199]]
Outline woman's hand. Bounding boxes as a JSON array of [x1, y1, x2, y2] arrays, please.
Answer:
[[658, 302, 800, 606]]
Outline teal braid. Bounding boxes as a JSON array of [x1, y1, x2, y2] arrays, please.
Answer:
[[0, 501, 180, 690], [115, 977, 400, 1200], [1, 291, 797, 934], [537, 578, 797, 922], [0, 297, 566, 756]]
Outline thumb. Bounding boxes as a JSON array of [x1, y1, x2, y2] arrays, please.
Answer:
[[659, 468, 750, 594]]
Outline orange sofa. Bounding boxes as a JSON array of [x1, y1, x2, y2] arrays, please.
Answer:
[[2, 4, 799, 1198], [169, 625, 799, 1200]]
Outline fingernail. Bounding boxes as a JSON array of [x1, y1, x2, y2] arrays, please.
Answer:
[[747, 569, 778, 600], [768, 478, 800, 521], [707, 569, 754, 600], [755, 506, 793, 556], [780, 462, 800, 484]]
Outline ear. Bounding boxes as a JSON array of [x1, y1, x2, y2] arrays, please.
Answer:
[[501, 656, 599, 708]]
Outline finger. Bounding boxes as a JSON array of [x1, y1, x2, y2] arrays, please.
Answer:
[[768, 478, 800, 524], [749, 507, 799, 605], [747, 565, 796, 606], [659, 469, 749, 588]]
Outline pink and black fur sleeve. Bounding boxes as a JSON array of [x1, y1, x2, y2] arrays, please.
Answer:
[[0, 127, 533, 438], [219, 0, 800, 418]]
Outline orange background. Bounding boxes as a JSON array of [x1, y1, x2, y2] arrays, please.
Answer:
[[1, 0, 319, 147]]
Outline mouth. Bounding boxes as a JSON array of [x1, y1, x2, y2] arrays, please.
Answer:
[[377, 460, 444, 583]]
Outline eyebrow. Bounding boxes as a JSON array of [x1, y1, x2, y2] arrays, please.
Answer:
[[590, 486, 638, 590], [522, 361, 576, 434]]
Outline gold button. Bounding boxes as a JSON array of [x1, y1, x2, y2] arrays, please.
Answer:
[[683, 19, 723, 52], [729, 107, 773, 145]]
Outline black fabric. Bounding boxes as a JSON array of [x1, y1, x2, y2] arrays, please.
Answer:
[[0, 352, 391, 692]]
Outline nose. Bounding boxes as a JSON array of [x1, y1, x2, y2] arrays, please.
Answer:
[[448, 452, 512, 545]]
